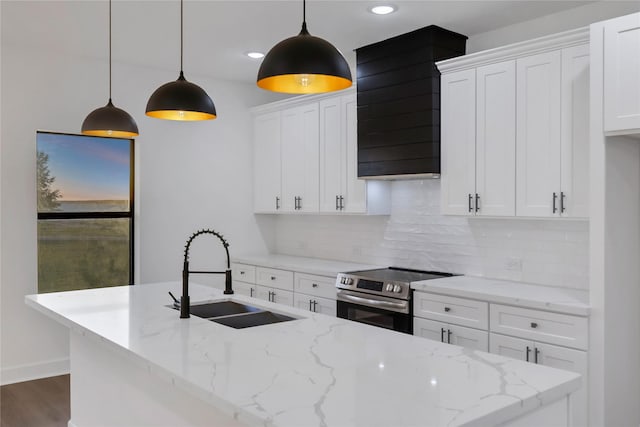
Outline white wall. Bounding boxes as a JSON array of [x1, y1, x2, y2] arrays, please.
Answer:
[[467, 1, 640, 53], [0, 2, 275, 384], [275, 181, 589, 289]]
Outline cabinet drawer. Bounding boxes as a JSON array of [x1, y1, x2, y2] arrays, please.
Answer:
[[256, 267, 294, 291], [414, 292, 488, 330], [294, 273, 336, 299], [231, 263, 256, 284], [490, 304, 588, 350]]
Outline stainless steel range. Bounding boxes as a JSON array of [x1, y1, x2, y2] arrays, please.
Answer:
[[336, 267, 454, 334]]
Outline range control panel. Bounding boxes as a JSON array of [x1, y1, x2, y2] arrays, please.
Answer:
[[336, 273, 411, 300]]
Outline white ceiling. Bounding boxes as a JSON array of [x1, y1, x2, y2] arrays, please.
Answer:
[[3, 0, 598, 85]]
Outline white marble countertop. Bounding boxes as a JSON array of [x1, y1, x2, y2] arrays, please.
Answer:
[[232, 253, 382, 277], [412, 276, 590, 316], [26, 282, 581, 427]]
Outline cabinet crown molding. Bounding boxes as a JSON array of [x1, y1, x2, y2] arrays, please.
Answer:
[[437, 27, 589, 73], [250, 87, 356, 115]]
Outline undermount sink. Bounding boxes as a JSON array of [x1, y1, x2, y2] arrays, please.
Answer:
[[169, 300, 298, 329], [188, 301, 261, 319], [210, 310, 296, 329]]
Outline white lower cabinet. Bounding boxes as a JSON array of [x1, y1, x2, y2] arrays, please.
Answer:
[[490, 333, 587, 427], [414, 317, 488, 351], [231, 263, 336, 314], [293, 293, 336, 316], [233, 281, 256, 298], [256, 286, 294, 306]]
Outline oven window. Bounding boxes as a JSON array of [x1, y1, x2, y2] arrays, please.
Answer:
[[347, 307, 395, 330]]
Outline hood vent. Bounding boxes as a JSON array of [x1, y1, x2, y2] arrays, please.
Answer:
[[356, 25, 467, 179]]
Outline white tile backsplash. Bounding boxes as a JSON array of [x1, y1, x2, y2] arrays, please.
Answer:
[[274, 180, 589, 290]]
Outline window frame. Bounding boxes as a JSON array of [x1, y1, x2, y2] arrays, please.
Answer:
[[36, 130, 135, 286]]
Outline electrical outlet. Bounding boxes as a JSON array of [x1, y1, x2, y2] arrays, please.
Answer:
[[505, 257, 523, 272]]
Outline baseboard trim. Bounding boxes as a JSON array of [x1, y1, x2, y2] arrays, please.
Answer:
[[0, 357, 69, 385]]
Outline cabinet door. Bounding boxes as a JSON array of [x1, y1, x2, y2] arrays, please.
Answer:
[[293, 293, 336, 316], [441, 69, 477, 215], [561, 44, 590, 218], [448, 324, 489, 352], [604, 13, 640, 133], [233, 281, 257, 299], [256, 286, 294, 306], [516, 51, 562, 217], [281, 103, 319, 213], [319, 97, 345, 213], [476, 61, 516, 216], [490, 333, 532, 362], [253, 112, 281, 213], [342, 94, 367, 213], [535, 342, 588, 427], [414, 317, 448, 343]]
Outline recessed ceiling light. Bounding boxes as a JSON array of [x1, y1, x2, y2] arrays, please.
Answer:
[[370, 5, 396, 15], [246, 52, 265, 59]]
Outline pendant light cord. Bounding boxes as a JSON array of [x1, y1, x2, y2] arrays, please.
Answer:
[[180, 0, 184, 73], [108, 0, 112, 101]]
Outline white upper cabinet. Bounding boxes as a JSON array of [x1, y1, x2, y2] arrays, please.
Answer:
[[253, 89, 390, 216], [441, 69, 476, 215], [253, 112, 282, 213], [516, 50, 562, 217], [603, 12, 640, 135], [476, 61, 516, 216], [438, 27, 589, 219], [281, 103, 320, 213], [561, 44, 590, 218]]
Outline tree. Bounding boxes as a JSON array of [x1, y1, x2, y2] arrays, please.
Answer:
[[37, 150, 62, 211]]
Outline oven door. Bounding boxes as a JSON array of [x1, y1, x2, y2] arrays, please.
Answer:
[[336, 290, 412, 334]]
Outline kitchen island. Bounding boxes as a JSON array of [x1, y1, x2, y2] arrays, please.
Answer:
[[26, 282, 580, 427]]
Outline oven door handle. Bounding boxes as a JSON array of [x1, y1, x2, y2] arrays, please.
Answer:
[[337, 290, 409, 313]]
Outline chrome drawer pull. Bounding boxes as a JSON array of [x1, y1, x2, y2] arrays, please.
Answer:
[[444, 307, 451, 312], [530, 322, 538, 329]]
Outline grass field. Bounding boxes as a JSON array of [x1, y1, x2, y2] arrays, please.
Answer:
[[37, 218, 130, 293]]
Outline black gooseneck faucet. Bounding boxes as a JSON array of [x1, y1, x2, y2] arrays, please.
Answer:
[[181, 229, 233, 319]]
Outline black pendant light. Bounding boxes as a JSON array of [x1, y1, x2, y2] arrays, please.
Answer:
[[257, 0, 352, 94], [82, 0, 139, 138], [146, 0, 216, 121]]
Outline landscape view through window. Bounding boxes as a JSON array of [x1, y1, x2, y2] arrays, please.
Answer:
[[36, 132, 134, 293]]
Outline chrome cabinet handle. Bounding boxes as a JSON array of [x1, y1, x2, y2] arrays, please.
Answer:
[[534, 348, 540, 364], [475, 193, 480, 212], [298, 196, 302, 210], [530, 322, 538, 329], [552, 192, 558, 214], [560, 192, 566, 213], [444, 307, 451, 312], [312, 283, 318, 288], [270, 276, 276, 280], [250, 288, 254, 297], [447, 329, 452, 344], [336, 195, 340, 210], [313, 300, 317, 312], [339, 196, 344, 210], [240, 271, 245, 275], [309, 299, 313, 311], [526, 346, 531, 362], [468, 194, 473, 213], [440, 328, 446, 343], [275, 196, 280, 210]]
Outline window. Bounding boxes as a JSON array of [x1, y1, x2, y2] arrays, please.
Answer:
[[36, 131, 134, 293]]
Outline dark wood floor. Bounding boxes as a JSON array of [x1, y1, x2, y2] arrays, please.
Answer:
[[1, 375, 69, 427]]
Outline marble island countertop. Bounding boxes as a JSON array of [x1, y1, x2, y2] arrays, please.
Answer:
[[26, 282, 580, 427]]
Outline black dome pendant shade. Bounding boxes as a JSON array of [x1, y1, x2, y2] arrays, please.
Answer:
[[257, 0, 352, 94], [146, 0, 216, 121], [82, 99, 139, 138], [82, 0, 138, 138]]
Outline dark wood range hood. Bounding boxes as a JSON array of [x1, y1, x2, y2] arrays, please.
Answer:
[[356, 26, 467, 179]]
